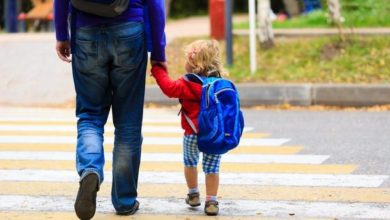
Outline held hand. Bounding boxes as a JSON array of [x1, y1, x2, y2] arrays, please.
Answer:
[[56, 41, 72, 63], [150, 61, 168, 77], [151, 60, 167, 69]]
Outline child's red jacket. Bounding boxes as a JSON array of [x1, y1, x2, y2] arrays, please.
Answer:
[[151, 65, 202, 135]]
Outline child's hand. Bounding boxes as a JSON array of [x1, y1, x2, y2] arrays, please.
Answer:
[[150, 61, 168, 77], [151, 61, 167, 70]]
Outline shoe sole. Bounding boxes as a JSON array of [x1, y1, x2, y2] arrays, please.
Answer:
[[206, 212, 219, 216], [74, 174, 99, 220], [205, 209, 219, 216], [205, 203, 219, 216], [188, 203, 201, 207], [185, 199, 201, 207]]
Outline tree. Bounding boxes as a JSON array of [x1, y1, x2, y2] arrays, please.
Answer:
[[257, 0, 274, 49], [327, 0, 345, 42], [165, 0, 172, 18]]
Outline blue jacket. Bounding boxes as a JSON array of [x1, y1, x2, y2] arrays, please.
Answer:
[[54, 0, 166, 61]]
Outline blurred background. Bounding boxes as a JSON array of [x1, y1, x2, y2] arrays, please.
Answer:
[[1, 0, 389, 31], [0, 0, 389, 107]]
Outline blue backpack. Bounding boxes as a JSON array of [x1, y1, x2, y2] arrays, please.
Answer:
[[183, 74, 245, 155], [71, 0, 129, 17]]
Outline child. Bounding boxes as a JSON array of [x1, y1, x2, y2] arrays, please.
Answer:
[[151, 40, 223, 216]]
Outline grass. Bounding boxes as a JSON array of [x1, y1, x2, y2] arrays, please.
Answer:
[[234, 0, 390, 29], [234, 10, 330, 29], [154, 35, 390, 84], [341, 0, 390, 27]]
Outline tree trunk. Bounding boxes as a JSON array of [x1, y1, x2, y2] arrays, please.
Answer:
[[257, 0, 274, 49], [283, 0, 301, 17], [165, 0, 172, 18], [327, 0, 345, 42]]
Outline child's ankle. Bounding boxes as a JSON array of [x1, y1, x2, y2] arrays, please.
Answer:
[[188, 187, 199, 194], [206, 195, 217, 201]]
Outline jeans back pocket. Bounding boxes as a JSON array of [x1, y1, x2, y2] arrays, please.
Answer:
[[115, 31, 145, 68], [74, 39, 98, 74]]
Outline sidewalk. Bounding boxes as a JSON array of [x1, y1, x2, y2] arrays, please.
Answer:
[[146, 84, 390, 107], [1, 16, 390, 107], [235, 28, 390, 37]]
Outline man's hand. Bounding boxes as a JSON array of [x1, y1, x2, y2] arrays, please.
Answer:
[[56, 41, 71, 63], [151, 60, 167, 69]]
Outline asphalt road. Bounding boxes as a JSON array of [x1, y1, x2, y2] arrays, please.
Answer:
[[0, 107, 389, 219], [243, 109, 390, 186]]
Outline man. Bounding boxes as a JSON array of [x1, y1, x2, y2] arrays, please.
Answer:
[[54, 0, 166, 219]]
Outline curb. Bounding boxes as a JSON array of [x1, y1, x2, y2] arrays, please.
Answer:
[[312, 84, 390, 106], [145, 84, 390, 107], [236, 84, 312, 106]]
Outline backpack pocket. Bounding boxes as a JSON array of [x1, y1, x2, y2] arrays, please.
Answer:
[[215, 88, 236, 137], [197, 78, 244, 154], [71, 0, 129, 17], [198, 107, 217, 137]]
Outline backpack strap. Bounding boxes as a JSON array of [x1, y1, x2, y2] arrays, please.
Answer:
[[207, 69, 221, 78], [183, 73, 204, 85], [178, 99, 198, 134], [183, 111, 198, 134], [178, 73, 203, 134]]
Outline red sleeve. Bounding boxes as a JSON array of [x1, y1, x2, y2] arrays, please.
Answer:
[[151, 65, 198, 99]]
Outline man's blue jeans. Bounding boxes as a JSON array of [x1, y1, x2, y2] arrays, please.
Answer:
[[72, 21, 147, 213]]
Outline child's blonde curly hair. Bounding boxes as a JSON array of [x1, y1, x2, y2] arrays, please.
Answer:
[[184, 40, 225, 77]]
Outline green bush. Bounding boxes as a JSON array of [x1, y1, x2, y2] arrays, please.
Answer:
[[235, 0, 390, 28], [340, 0, 390, 27], [169, 0, 248, 18], [169, 0, 208, 18]]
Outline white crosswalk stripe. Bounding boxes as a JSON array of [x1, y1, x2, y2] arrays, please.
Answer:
[[0, 151, 329, 164], [0, 170, 387, 188], [1, 195, 390, 219], [0, 108, 389, 219], [0, 135, 288, 146], [0, 125, 254, 133]]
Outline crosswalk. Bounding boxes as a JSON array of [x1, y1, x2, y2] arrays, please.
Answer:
[[0, 107, 389, 219]]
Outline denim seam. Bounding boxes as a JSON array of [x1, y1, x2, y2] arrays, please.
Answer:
[[116, 202, 138, 214], [80, 169, 102, 189]]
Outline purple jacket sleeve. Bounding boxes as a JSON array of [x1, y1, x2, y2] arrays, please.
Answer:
[[146, 0, 166, 62], [54, 0, 70, 41]]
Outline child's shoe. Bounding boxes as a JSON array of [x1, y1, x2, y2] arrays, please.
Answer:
[[185, 192, 201, 207], [204, 200, 219, 216]]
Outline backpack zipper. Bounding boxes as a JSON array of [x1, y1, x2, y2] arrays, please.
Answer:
[[206, 84, 211, 108], [214, 88, 235, 103], [205, 79, 223, 108]]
